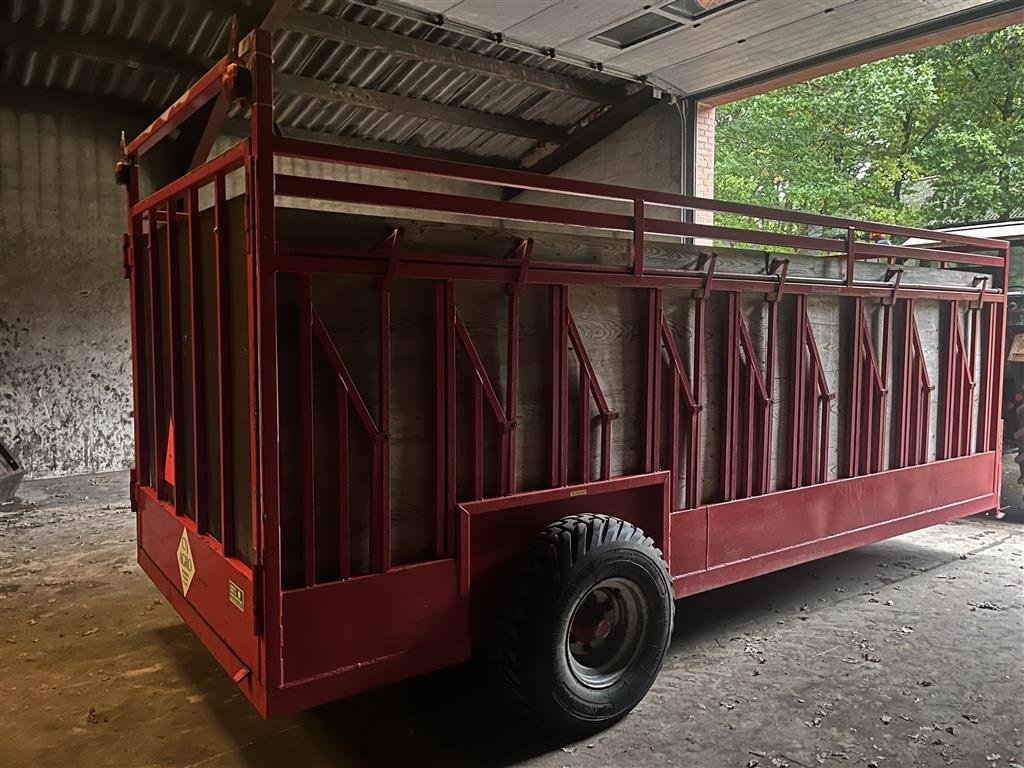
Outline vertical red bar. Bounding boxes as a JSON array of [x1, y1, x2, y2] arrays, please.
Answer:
[[248, 26, 280, 684], [580, 369, 591, 482], [146, 208, 164, 496], [433, 283, 447, 555], [444, 281, 457, 555], [559, 292, 569, 487], [506, 290, 520, 492], [472, 376, 484, 500], [670, 376, 681, 509], [648, 290, 663, 472], [337, 382, 350, 580], [965, 307, 978, 456], [165, 199, 186, 513], [845, 227, 856, 287], [897, 300, 914, 468], [549, 285, 563, 487], [745, 364, 755, 497], [691, 298, 706, 506], [880, 302, 894, 471], [299, 276, 315, 587], [186, 188, 207, 533], [789, 295, 807, 488], [977, 304, 994, 454], [377, 286, 391, 571], [989, 298, 1006, 452], [807, 370, 819, 484], [818, 391, 830, 483], [633, 198, 645, 277], [940, 302, 955, 459], [722, 293, 738, 499], [763, 301, 777, 496], [124, 168, 148, 492], [847, 299, 864, 477], [600, 417, 612, 481], [213, 173, 234, 552]]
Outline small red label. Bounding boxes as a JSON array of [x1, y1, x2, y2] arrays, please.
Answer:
[[164, 421, 175, 486]]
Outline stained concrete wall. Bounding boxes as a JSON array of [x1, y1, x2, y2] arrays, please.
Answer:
[[1, 107, 140, 479], [515, 100, 685, 222]]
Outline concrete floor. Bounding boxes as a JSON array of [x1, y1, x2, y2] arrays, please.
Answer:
[[1, 471, 1022, 768]]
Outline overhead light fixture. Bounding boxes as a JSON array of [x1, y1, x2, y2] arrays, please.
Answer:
[[591, 12, 683, 49]]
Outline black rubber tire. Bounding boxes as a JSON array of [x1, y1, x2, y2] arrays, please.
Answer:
[[494, 513, 674, 733]]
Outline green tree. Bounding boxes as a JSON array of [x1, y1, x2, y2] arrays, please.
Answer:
[[714, 25, 1024, 233]]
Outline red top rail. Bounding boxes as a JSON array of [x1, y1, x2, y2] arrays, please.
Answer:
[[273, 137, 1009, 257]]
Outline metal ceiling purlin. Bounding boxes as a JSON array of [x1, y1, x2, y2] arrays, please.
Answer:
[[341, 0, 678, 93], [0, 0, 637, 167]]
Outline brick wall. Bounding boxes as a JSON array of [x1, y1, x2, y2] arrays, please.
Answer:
[[694, 102, 716, 226]]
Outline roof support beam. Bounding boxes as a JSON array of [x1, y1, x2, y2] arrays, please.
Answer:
[[275, 72, 568, 143], [505, 88, 659, 197], [284, 8, 624, 105], [0, 23, 206, 80], [223, 118, 516, 169]]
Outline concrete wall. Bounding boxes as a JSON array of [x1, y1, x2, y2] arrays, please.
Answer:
[[1, 107, 139, 479], [515, 101, 685, 224]]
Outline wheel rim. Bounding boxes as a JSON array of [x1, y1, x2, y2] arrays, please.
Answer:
[[565, 577, 649, 689]]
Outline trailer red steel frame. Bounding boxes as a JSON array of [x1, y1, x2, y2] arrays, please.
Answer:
[[119, 30, 1010, 719]]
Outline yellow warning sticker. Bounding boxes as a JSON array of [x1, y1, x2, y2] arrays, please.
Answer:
[[228, 581, 244, 612], [177, 529, 195, 596]]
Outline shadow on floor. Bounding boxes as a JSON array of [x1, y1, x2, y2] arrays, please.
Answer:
[[159, 529, 980, 768]]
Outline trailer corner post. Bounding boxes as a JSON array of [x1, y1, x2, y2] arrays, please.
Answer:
[[246, 26, 280, 692]]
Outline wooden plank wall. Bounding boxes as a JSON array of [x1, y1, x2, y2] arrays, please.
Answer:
[[272, 208, 989, 580]]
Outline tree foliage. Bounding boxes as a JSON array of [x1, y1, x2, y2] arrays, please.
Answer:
[[714, 26, 1023, 233]]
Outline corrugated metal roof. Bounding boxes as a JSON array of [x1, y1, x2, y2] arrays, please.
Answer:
[[0, 0, 630, 165]]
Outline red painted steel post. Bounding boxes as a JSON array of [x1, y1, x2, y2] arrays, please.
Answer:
[[336, 381, 351, 579], [433, 283, 447, 555], [633, 198, 645, 278], [722, 293, 738, 499], [247, 26, 280, 687], [847, 298, 865, 477], [146, 206, 165, 499], [580, 369, 591, 482], [764, 290, 779, 496], [377, 284, 392, 572], [691, 292, 707, 507], [186, 187, 208, 533], [506, 272, 522, 493], [299, 277, 315, 586], [845, 227, 856, 288], [124, 166, 148, 490], [444, 280, 457, 555], [213, 173, 234, 552], [789, 295, 807, 488], [941, 302, 955, 460], [472, 376, 484, 500], [647, 289, 663, 473]]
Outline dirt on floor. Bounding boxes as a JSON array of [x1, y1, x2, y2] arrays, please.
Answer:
[[1, 470, 1022, 768]]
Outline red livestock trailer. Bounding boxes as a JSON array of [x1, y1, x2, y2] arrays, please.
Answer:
[[117, 30, 1010, 731]]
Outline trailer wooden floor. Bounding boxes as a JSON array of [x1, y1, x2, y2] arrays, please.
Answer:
[[2, 470, 1021, 768]]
